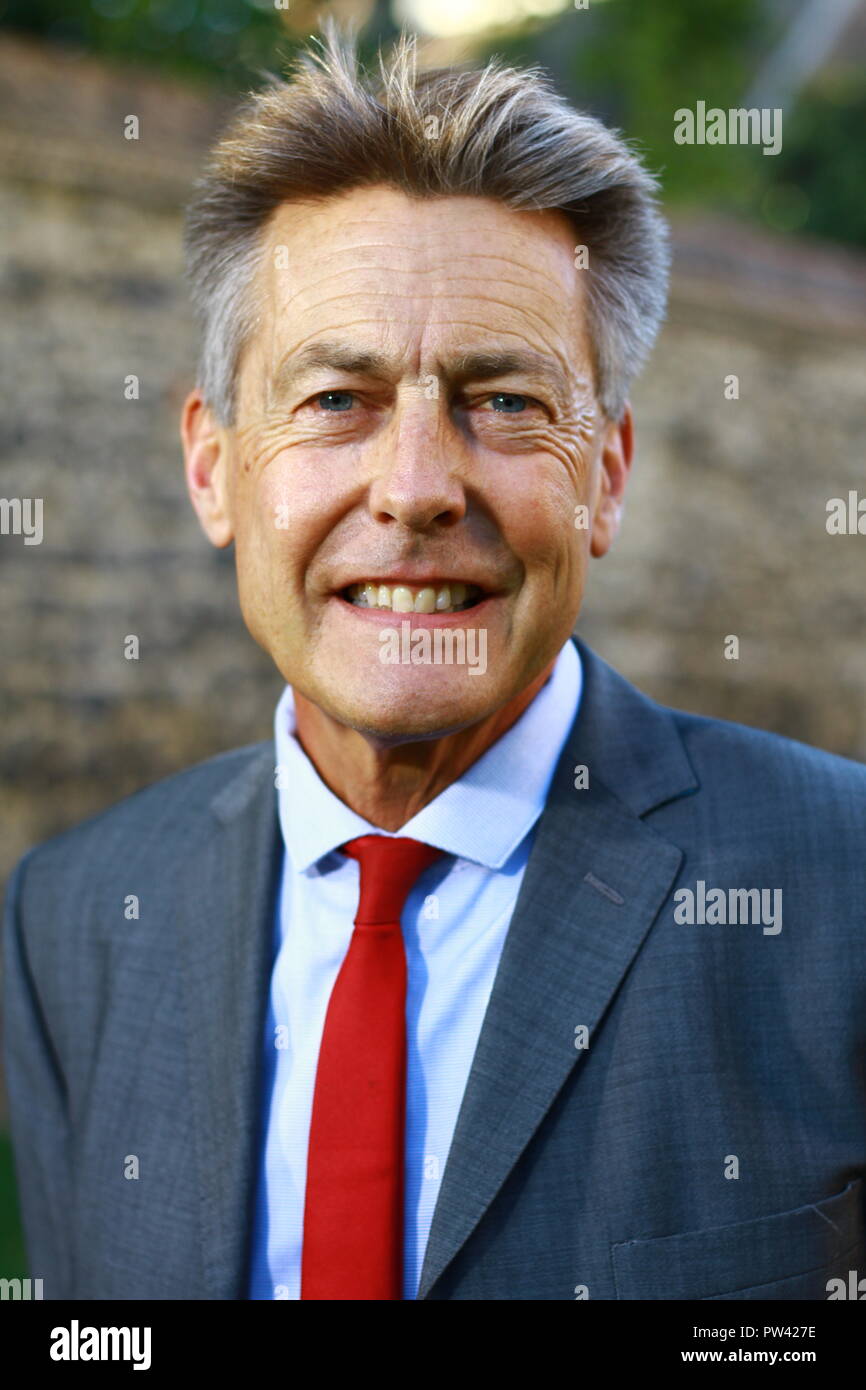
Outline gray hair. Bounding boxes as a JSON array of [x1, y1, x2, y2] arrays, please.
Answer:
[[182, 18, 670, 425]]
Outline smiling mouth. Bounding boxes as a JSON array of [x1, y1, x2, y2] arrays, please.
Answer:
[[341, 581, 485, 614]]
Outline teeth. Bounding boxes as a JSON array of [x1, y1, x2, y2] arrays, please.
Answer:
[[392, 586, 414, 613], [345, 581, 482, 613]]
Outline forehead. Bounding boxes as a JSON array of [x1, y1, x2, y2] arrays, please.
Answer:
[[259, 183, 579, 261], [251, 184, 588, 360]]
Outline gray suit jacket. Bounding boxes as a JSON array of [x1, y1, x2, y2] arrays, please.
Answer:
[[3, 637, 865, 1299]]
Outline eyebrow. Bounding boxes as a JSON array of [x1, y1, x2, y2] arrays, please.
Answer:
[[269, 341, 392, 401], [450, 350, 571, 406], [268, 340, 573, 407]]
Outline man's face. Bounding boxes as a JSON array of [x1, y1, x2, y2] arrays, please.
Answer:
[[186, 185, 631, 742]]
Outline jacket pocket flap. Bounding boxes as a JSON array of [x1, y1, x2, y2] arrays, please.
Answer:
[[612, 1179, 863, 1300]]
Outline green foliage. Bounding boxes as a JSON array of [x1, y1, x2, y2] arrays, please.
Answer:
[[770, 78, 866, 245], [583, 0, 769, 209], [0, 0, 294, 88]]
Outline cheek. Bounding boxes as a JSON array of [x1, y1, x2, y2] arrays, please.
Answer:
[[231, 473, 295, 597], [489, 427, 594, 576], [231, 431, 349, 579]]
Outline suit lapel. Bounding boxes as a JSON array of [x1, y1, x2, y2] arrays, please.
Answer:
[[417, 639, 699, 1299], [176, 743, 281, 1299]]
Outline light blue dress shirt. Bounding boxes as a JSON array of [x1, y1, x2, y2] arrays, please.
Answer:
[[248, 637, 582, 1299]]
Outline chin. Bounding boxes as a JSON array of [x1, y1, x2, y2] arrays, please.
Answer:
[[319, 667, 504, 744]]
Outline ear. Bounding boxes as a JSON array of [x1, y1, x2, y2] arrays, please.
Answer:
[[590, 403, 634, 559], [180, 389, 234, 547]]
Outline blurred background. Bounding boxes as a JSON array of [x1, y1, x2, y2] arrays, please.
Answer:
[[1, 0, 865, 1280]]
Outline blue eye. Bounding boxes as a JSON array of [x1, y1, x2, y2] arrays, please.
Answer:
[[490, 393, 527, 412], [316, 391, 355, 411]]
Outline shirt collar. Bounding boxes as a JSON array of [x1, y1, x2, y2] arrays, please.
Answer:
[[274, 637, 582, 873]]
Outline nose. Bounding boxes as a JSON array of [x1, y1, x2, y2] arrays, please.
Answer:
[[367, 394, 467, 531]]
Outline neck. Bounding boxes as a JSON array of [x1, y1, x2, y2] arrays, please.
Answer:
[[292, 663, 556, 832]]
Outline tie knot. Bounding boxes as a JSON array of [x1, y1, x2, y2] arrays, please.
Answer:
[[341, 834, 444, 926]]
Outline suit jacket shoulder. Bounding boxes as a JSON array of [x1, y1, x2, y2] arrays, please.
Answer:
[[667, 703, 866, 868], [8, 738, 275, 906], [673, 702, 866, 799]]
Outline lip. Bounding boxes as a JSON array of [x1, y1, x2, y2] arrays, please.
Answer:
[[332, 593, 498, 626]]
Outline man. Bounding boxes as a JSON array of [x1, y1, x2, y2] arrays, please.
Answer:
[[3, 23, 865, 1302]]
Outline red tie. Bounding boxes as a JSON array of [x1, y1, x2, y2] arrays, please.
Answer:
[[301, 834, 444, 1300]]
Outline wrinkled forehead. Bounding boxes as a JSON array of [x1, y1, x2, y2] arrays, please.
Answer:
[[246, 185, 591, 370]]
